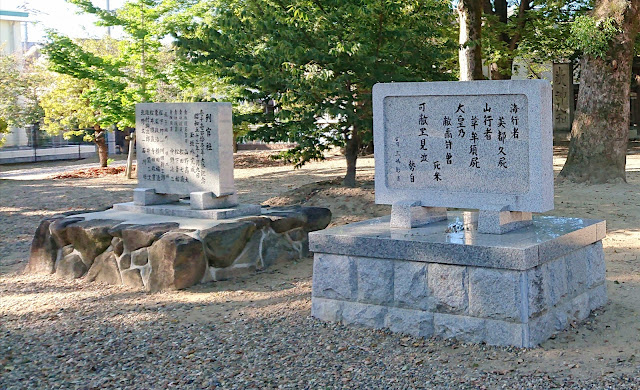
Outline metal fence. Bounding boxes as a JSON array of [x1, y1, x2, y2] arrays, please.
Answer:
[[0, 127, 95, 164]]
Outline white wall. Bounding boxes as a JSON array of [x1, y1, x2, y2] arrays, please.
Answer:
[[1, 127, 28, 147], [1, 16, 28, 147], [0, 19, 22, 56]]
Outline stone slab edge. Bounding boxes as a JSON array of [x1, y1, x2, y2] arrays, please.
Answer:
[[113, 202, 261, 220], [309, 216, 603, 271]]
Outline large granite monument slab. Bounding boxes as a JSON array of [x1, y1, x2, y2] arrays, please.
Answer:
[[310, 80, 607, 347], [374, 81, 553, 213], [135, 102, 234, 196], [373, 80, 552, 233]]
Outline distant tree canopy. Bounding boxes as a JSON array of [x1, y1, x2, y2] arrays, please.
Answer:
[[29, 0, 637, 183], [41, 0, 262, 161], [173, 0, 456, 186], [42, 0, 176, 131], [41, 0, 181, 165], [40, 72, 96, 136], [0, 52, 45, 145], [458, 0, 588, 81], [0, 54, 23, 145], [454, 0, 640, 184]]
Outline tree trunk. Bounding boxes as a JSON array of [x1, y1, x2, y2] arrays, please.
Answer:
[[458, 0, 484, 80], [343, 126, 360, 187], [490, 0, 511, 80], [487, 0, 529, 79], [125, 133, 135, 179], [94, 125, 109, 167], [559, 0, 639, 183]]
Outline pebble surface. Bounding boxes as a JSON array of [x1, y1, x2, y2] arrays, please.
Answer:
[[1, 269, 638, 390], [2, 153, 640, 389]]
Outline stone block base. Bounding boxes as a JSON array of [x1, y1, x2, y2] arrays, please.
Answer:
[[25, 206, 331, 292], [309, 214, 607, 347], [190, 192, 238, 210], [113, 201, 261, 220]]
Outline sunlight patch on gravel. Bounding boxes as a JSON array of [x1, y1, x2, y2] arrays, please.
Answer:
[[0, 207, 22, 213]]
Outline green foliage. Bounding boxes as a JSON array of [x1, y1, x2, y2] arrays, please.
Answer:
[[0, 117, 7, 146], [514, 1, 581, 66], [0, 53, 46, 131], [173, 0, 456, 168], [481, 0, 591, 78], [40, 71, 97, 139], [43, 33, 137, 129], [0, 54, 21, 133], [42, 0, 182, 131], [570, 15, 620, 58]]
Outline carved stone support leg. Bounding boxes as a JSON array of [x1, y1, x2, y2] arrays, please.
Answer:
[[478, 210, 532, 234], [133, 188, 180, 206], [390, 201, 447, 229], [190, 192, 239, 210]]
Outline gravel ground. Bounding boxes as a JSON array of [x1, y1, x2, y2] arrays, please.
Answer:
[[1, 150, 640, 389], [1, 273, 638, 389]]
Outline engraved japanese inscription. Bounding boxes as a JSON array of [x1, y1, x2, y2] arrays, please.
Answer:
[[136, 102, 234, 196], [384, 95, 529, 194], [552, 63, 573, 131]]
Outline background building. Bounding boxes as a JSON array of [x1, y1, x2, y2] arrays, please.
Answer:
[[0, 9, 29, 147]]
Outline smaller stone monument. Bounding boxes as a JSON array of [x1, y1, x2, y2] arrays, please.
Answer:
[[552, 62, 574, 140], [309, 80, 607, 347], [25, 102, 332, 292], [114, 102, 260, 218]]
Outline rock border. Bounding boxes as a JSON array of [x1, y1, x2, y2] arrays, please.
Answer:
[[26, 206, 331, 292]]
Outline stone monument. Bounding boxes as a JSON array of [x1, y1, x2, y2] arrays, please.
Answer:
[[113, 102, 260, 218], [552, 63, 574, 140], [309, 80, 607, 347], [25, 102, 331, 291]]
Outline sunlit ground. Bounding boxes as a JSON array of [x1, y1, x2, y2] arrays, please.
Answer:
[[0, 147, 639, 387]]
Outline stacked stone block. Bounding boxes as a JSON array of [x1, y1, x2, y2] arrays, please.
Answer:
[[310, 215, 607, 347]]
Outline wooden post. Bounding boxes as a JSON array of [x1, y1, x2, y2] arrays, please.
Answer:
[[125, 133, 135, 179]]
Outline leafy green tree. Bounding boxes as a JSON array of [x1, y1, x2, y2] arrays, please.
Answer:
[[510, 1, 582, 77], [42, 34, 130, 165], [42, 0, 180, 166], [0, 54, 21, 145], [0, 53, 46, 146], [173, 0, 456, 186], [484, 0, 586, 79], [456, 0, 588, 80], [39, 72, 103, 152]]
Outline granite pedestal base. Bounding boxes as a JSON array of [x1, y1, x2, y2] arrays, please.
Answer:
[[309, 213, 607, 347]]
